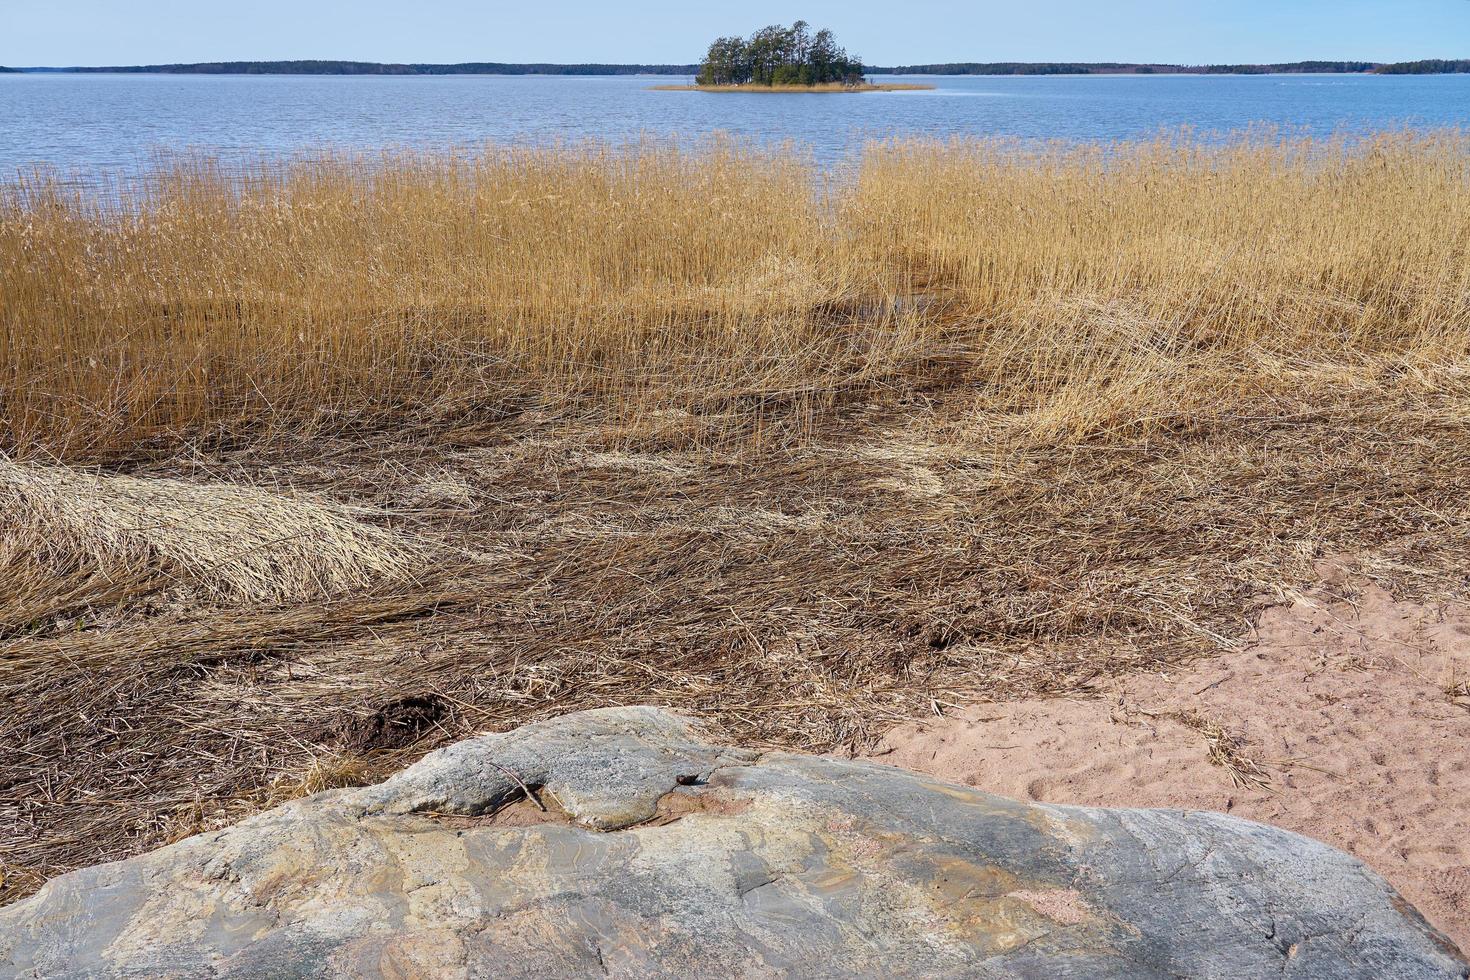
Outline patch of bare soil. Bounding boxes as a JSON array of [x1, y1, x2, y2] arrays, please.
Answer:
[[868, 561, 1470, 951]]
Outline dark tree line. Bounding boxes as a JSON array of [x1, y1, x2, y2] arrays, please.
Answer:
[[867, 61, 1381, 76], [43, 61, 699, 76], [697, 21, 865, 87], [1375, 59, 1470, 75], [1201, 61, 1375, 75]]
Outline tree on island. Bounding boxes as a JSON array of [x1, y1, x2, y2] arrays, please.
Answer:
[[697, 21, 865, 87]]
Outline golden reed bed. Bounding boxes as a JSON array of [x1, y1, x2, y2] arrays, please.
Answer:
[[2, 131, 1469, 460]]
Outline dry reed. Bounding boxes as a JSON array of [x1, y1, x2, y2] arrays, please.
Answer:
[[3, 131, 1470, 906], [4, 131, 1468, 460], [0, 458, 427, 604]]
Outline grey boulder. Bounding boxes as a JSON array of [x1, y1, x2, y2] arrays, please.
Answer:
[[1, 706, 1464, 978]]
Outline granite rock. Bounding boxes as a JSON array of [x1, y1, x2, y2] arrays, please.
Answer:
[[2, 706, 1464, 978]]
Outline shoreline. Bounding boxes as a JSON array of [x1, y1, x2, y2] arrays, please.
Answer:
[[649, 82, 935, 93]]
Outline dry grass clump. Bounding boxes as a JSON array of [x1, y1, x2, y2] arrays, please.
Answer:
[[0, 458, 427, 606], [268, 752, 379, 803], [0, 527, 157, 639], [1165, 711, 1274, 791]]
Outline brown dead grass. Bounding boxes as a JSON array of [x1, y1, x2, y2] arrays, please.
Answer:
[[1162, 711, 1274, 791], [2, 133, 1469, 905], [0, 527, 159, 640], [4, 377, 1467, 901]]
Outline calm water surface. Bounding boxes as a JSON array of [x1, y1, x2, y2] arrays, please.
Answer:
[[2, 72, 1468, 175]]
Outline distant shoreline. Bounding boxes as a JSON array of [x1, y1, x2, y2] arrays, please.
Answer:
[[4, 59, 1468, 76]]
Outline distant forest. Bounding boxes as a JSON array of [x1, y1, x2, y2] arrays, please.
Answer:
[[1375, 59, 1470, 74], [17, 61, 698, 76], [8, 59, 1470, 76], [869, 61, 1380, 75]]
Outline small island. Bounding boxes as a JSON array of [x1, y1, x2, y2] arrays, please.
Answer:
[[653, 21, 933, 92]]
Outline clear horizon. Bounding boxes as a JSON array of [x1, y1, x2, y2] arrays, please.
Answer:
[[2, 1, 1469, 68]]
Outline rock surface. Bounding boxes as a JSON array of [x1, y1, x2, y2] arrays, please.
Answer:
[[2, 707, 1465, 979]]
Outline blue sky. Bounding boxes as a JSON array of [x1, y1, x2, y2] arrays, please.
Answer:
[[3, 1, 1468, 67]]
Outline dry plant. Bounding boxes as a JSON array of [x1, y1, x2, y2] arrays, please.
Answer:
[[3, 131, 1470, 904], [4, 131, 1467, 460], [1165, 711, 1274, 791], [1, 138, 891, 457], [268, 752, 379, 803], [0, 458, 427, 606], [0, 526, 158, 638]]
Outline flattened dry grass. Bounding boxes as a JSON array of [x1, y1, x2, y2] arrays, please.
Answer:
[[0, 459, 428, 605], [2, 132, 1470, 904], [5, 378, 1468, 900], [0, 527, 157, 640]]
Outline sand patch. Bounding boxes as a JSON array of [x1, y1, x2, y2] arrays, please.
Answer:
[[869, 567, 1470, 951]]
